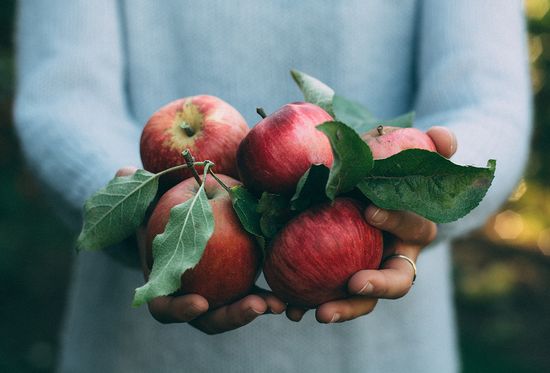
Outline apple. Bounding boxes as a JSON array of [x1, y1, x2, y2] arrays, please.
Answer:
[[263, 198, 383, 308], [140, 95, 249, 185], [236, 102, 333, 195], [362, 125, 436, 159], [145, 174, 260, 309]]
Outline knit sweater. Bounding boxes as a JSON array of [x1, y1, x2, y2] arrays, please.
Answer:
[[14, 1, 531, 372]]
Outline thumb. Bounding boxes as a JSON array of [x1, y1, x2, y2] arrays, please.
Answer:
[[115, 166, 139, 177], [426, 126, 457, 159]]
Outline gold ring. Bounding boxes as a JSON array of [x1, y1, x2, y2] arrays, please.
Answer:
[[384, 254, 417, 284]]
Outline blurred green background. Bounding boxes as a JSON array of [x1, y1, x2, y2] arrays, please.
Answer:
[[1, 1, 549, 372]]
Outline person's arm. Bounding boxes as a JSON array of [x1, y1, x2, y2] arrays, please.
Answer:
[[14, 0, 141, 228], [287, 0, 532, 323], [414, 0, 532, 240], [14, 1, 285, 333]]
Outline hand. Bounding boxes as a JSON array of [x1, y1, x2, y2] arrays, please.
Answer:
[[286, 126, 457, 323], [115, 167, 286, 334]]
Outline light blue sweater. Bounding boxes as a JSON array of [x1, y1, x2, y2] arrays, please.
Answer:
[[15, 1, 531, 372]]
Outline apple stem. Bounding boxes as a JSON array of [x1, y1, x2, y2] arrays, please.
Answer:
[[208, 169, 231, 194], [182, 149, 202, 186], [256, 107, 267, 119], [377, 125, 384, 136], [154, 162, 205, 177], [180, 122, 195, 137]]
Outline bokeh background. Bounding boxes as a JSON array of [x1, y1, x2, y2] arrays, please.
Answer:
[[1, 1, 550, 372]]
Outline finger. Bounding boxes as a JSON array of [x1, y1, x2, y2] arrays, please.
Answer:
[[315, 297, 378, 323], [148, 294, 209, 324], [115, 166, 139, 177], [252, 286, 287, 314], [426, 126, 457, 158], [348, 248, 418, 299], [364, 206, 437, 245], [285, 306, 309, 322], [190, 295, 267, 335]]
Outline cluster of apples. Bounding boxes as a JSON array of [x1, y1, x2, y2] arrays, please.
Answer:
[[140, 95, 436, 309]]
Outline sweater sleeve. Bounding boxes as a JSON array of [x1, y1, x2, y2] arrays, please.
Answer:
[[14, 0, 142, 229], [414, 0, 532, 241]]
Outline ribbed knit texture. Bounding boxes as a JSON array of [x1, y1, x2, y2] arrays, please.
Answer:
[[14, 1, 531, 372]]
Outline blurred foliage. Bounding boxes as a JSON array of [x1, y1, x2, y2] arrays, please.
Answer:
[[527, 0, 550, 183], [0, 1, 549, 372], [454, 239, 550, 373]]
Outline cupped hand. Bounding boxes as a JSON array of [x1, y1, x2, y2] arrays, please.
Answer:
[[286, 126, 457, 323], [115, 166, 286, 335]]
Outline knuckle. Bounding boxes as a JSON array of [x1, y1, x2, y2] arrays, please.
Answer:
[[151, 312, 171, 324], [384, 211, 401, 231], [202, 327, 220, 335], [191, 320, 220, 335], [411, 220, 437, 245], [349, 303, 376, 321], [393, 277, 413, 299], [362, 305, 375, 316], [426, 223, 438, 243]]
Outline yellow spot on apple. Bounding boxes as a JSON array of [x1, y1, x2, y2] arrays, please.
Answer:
[[168, 101, 205, 149]]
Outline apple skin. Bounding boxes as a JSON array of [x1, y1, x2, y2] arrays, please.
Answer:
[[140, 95, 249, 185], [236, 102, 334, 195], [362, 126, 436, 159], [145, 174, 260, 309], [263, 198, 383, 308]]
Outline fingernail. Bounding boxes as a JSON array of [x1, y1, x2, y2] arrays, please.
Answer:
[[432, 126, 457, 155], [357, 281, 374, 295], [184, 304, 203, 319], [115, 166, 138, 177], [271, 306, 285, 315], [450, 130, 457, 155], [329, 313, 340, 323], [250, 307, 265, 315], [367, 207, 388, 225]]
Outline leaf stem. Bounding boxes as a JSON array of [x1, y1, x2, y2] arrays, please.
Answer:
[[182, 149, 202, 186], [154, 162, 208, 178], [208, 169, 232, 194]]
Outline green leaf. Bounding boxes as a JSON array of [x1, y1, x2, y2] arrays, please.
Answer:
[[76, 169, 158, 251], [290, 164, 330, 212], [357, 149, 496, 223], [257, 193, 292, 239], [230, 185, 266, 249], [290, 69, 335, 116], [333, 94, 414, 132], [332, 95, 377, 132], [133, 167, 215, 307], [317, 121, 374, 200], [379, 111, 414, 128]]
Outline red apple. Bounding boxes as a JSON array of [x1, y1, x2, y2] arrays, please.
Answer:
[[140, 95, 249, 185], [236, 102, 333, 195], [145, 174, 260, 309], [263, 198, 383, 308], [362, 125, 436, 159]]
